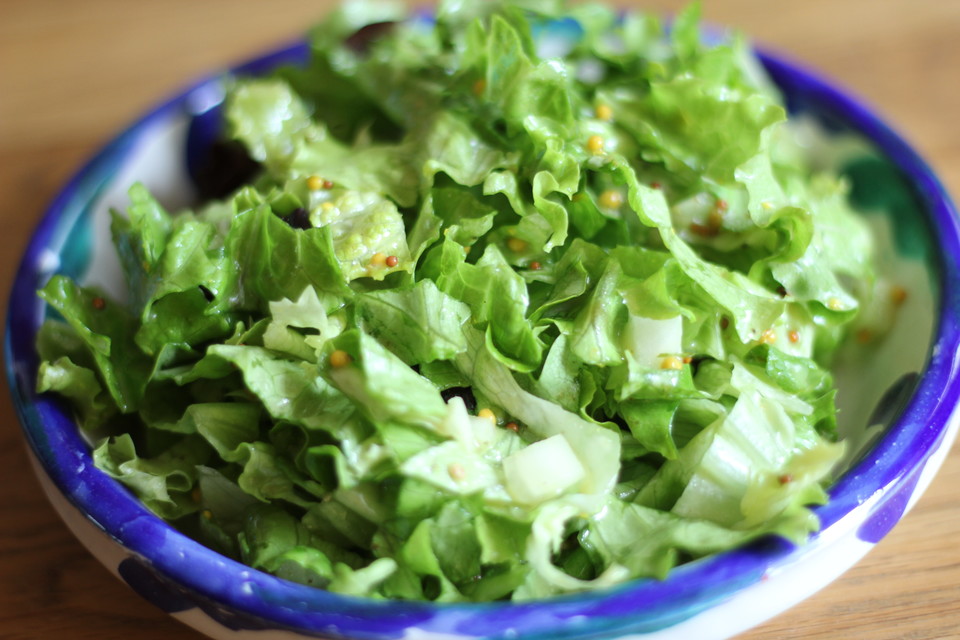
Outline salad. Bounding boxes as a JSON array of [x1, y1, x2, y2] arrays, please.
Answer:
[[36, 0, 894, 602]]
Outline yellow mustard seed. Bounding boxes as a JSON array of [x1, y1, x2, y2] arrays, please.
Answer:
[[321, 202, 334, 211], [586, 135, 605, 155], [598, 189, 624, 209], [506, 237, 528, 253], [370, 252, 387, 267], [329, 349, 352, 368], [595, 103, 613, 121], [759, 329, 777, 344], [660, 355, 684, 370], [306, 175, 324, 191], [448, 463, 467, 482], [477, 408, 497, 423]]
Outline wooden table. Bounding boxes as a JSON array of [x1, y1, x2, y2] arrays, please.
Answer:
[[2, 1, 958, 638]]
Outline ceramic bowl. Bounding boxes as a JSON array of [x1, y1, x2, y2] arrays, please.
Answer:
[[7, 34, 960, 640]]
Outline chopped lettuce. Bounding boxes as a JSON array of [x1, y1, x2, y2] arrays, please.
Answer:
[[36, 0, 892, 602]]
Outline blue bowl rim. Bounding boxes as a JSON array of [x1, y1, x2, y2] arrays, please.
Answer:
[[6, 36, 960, 640]]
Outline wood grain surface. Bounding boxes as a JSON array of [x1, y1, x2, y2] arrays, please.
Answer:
[[2, 1, 959, 639]]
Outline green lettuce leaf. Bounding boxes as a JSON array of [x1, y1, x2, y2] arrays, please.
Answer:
[[35, 0, 883, 603]]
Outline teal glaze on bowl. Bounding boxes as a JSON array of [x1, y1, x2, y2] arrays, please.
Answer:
[[6, 36, 960, 640]]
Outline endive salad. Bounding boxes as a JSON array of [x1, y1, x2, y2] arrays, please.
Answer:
[[37, 1, 888, 601]]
